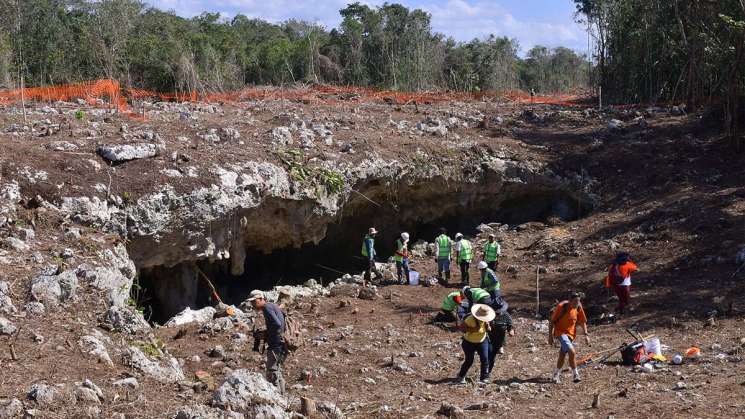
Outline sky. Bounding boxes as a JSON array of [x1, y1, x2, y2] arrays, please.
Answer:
[[149, 0, 588, 55]]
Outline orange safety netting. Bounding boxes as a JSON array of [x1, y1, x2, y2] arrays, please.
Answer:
[[0, 79, 592, 117]]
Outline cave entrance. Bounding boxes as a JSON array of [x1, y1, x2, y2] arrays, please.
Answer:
[[135, 185, 589, 324]]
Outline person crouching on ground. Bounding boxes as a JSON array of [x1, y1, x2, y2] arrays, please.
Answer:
[[455, 304, 495, 385], [247, 290, 287, 394], [487, 296, 514, 375], [605, 252, 638, 315], [548, 291, 590, 384], [436, 290, 464, 325]]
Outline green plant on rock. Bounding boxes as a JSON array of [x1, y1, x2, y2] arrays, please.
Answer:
[[316, 168, 345, 194], [75, 110, 85, 120]]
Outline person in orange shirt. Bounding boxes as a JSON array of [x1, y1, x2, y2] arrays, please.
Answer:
[[548, 292, 590, 383], [606, 252, 639, 315]]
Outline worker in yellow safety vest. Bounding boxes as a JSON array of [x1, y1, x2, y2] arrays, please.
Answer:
[[435, 227, 453, 284], [361, 227, 382, 285], [482, 233, 501, 271], [454, 233, 473, 286]]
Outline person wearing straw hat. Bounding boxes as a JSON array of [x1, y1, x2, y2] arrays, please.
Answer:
[[455, 303, 495, 385], [361, 227, 382, 286]]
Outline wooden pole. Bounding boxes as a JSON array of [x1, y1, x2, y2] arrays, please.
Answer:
[[535, 267, 540, 318]]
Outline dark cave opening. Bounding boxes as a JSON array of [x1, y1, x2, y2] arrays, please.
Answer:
[[135, 186, 589, 324]]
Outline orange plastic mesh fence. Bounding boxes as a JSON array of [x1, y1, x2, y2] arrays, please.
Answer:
[[0, 79, 592, 115]]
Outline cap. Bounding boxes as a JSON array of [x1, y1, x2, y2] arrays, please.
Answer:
[[455, 233, 463, 239], [570, 291, 584, 299], [453, 295, 463, 304], [488, 233, 495, 238], [247, 290, 265, 301], [401, 232, 410, 241], [368, 227, 378, 235], [477, 261, 488, 270]]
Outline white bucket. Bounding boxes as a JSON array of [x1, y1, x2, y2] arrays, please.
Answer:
[[644, 337, 662, 356], [408, 270, 420, 285]]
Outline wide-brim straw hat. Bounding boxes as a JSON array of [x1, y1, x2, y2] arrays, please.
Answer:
[[471, 304, 496, 322], [369, 227, 379, 235]]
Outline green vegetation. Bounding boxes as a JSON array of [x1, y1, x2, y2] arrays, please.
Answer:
[[278, 149, 346, 195], [574, 0, 744, 144], [0, 1, 588, 94]]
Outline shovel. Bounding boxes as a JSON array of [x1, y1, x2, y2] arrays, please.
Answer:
[[578, 344, 626, 368]]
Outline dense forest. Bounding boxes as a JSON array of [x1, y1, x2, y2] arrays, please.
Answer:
[[0, 0, 590, 94], [575, 0, 745, 143]]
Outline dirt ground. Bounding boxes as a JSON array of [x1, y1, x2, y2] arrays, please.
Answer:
[[0, 94, 744, 418]]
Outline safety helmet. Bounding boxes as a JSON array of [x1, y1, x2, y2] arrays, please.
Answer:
[[401, 232, 409, 241], [478, 261, 488, 270], [455, 233, 463, 239]]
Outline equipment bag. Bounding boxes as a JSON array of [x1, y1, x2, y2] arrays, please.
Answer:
[[282, 312, 304, 353], [621, 341, 648, 365]]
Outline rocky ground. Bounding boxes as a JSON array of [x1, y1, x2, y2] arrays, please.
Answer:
[[0, 90, 743, 418]]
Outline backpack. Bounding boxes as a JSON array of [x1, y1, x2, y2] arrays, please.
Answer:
[[621, 342, 648, 365], [282, 311, 304, 353]]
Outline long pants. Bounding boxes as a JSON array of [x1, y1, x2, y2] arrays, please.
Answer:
[[458, 339, 489, 381], [437, 258, 451, 281], [266, 348, 286, 394], [396, 259, 410, 283], [363, 259, 381, 283], [459, 261, 470, 285], [615, 285, 631, 314], [487, 260, 497, 271], [488, 327, 508, 373], [433, 310, 456, 323]]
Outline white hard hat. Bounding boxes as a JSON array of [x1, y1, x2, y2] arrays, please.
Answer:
[[455, 233, 463, 239], [247, 289, 265, 301], [401, 232, 409, 241], [478, 261, 488, 270]]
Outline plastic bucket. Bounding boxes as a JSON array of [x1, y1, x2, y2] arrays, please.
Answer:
[[644, 337, 662, 356], [408, 270, 420, 285]]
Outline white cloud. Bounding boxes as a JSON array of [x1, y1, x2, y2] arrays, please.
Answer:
[[146, 0, 588, 53]]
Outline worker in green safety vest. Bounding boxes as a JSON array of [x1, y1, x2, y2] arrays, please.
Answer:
[[482, 233, 502, 271], [478, 261, 501, 300], [434, 290, 464, 324], [361, 227, 382, 285], [434, 227, 453, 284], [454, 233, 473, 286], [394, 232, 410, 285], [458, 286, 494, 318]]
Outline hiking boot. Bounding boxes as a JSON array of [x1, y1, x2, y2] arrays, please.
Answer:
[[455, 376, 467, 385], [573, 371, 581, 383], [552, 373, 561, 384]]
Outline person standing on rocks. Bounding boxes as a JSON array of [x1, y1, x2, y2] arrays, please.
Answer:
[[455, 304, 495, 385], [605, 252, 638, 315], [482, 233, 501, 270], [548, 292, 590, 384], [247, 290, 287, 394], [394, 232, 410, 284], [478, 261, 501, 300], [435, 228, 453, 284], [454, 233, 473, 286], [361, 227, 382, 286]]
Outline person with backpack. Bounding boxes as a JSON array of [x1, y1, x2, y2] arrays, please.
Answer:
[[435, 228, 453, 284], [454, 233, 473, 286], [604, 252, 638, 315], [548, 292, 590, 384], [482, 234, 501, 270], [455, 304, 496, 385], [361, 227, 382, 286], [487, 296, 514, 374], [394, 232, 410, 284], [478, 261, 501, 300], [246, 290, 287, 394]]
